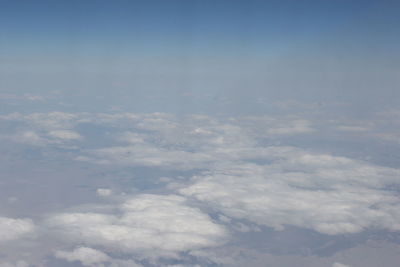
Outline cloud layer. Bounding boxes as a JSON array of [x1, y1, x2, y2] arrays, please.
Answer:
[[1, 111, 400, 265]]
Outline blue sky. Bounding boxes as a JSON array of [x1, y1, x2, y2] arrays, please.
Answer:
[[1, 0, 398, 55], [1, 1, 399, 112]]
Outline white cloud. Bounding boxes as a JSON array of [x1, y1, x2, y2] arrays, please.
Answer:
[[0, 93, 44, 101], [25, 112, 78, 130], [266, 119, 314, 135], [46, 194, 227, 263], [14, 131, 44, 145], [180, 147, 400, 235], [55, 247, 110, 266], [0, 112, 84, 146], [0, 217, 35, 242], [96, 188, 113, 197], [332, 262, 352, 267], [76, 144, 215, 170], [117, 132, 145, 144], [72, 113, 317, 170], [48, 130, 82, 140]]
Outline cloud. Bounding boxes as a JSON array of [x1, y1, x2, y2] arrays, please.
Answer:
[[116, 132, 146, 144], [0, 261, 29, 267], [74, 114, 316, 170], [14, 131, 44, 145], [6, 129, 81, 146], [48, 130, 82, 140], [180, 147, 400, 235], [0, 112, 83, 147], [54, 247, 111, 266], [332, 263, 352, 267], [76, 144, 215, 170], [46, 194, 227, 263], [3, 111, 399, 236], [0, 217, 35, 242], [96, 188, 113, 197], [1, 110, 400, 265], [0, 93, 45, 101], [261, 118, 314, 135]]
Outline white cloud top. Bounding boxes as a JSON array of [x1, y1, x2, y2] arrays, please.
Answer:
[[181, 147, 400, 235], [47, 194, 227, 261], [48, 130, 82, 140], [55, 247, 110, 266], [96, 188, 113, 197], [0, 217, 35, 242]]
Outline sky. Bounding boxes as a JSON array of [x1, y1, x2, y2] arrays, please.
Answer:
[[1, 0, 399, 114], [0, 1, 400, 267]]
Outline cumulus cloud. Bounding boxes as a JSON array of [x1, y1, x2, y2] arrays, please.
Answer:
[[55, 247, 111, 266], [0, 112, 84, 147], [181, 147, 400, 235], [46, 194, 227, 263], [7, 129, 81, 146], [116, 132, 146, 144], [14, 131, 44, 145], [48, 130, 82, 140], [75, 114, 314, 170], [96, 188, 113, 197], [25, 112, 78, 130], [0, 217, 35, 242]]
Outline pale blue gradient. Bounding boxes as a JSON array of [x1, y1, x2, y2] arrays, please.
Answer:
[[0, 0, 399, 114]]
